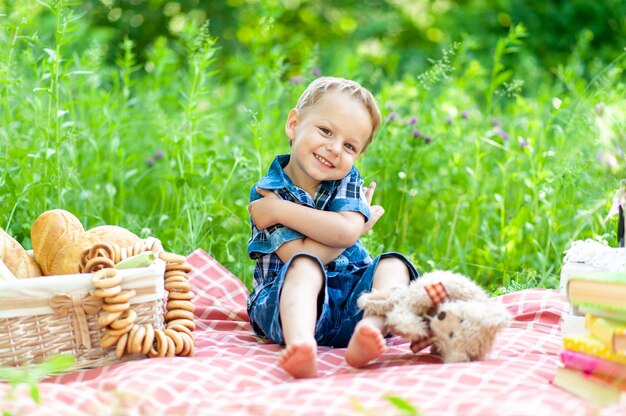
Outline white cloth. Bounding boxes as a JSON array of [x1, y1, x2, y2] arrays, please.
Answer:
[[563, 238, 626, 270], [0, 259, 165, 318]]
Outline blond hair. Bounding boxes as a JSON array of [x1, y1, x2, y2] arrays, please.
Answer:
[[295, 77, 382, 151]]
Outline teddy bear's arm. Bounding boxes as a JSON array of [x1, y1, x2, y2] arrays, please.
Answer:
[[357, 288, 402, 316]]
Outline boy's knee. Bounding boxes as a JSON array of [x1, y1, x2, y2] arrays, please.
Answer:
[[375, 256, 411, 285], [379, 256, 409, 273], [285, 254, 324, 283], [288, 253, 323, 269]]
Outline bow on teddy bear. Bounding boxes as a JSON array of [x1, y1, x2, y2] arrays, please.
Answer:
[[357, 270, 511, 363]]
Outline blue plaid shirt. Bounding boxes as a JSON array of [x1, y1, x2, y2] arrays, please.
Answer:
[[248, 154, 373, 288]]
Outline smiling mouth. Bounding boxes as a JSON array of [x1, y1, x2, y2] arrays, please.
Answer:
[[314, 153, 334, 168]]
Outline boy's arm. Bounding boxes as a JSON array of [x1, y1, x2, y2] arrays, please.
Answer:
[[275, 237, 345, 265], [249, 184, 381, 248], [272, 184, 384, 265]]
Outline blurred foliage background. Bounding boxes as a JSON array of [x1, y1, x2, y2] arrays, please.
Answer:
[[1, 0, 624, 290], [31, 0, 626, 85]]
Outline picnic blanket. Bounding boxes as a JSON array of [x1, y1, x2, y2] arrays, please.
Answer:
[[2, 249, 625, 415]]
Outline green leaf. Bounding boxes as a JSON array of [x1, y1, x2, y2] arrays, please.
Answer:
[[494, 69, 513, 86], [29, 383, 41, 404], [34, 0, 52, 10], [38, 355, 75, 374], [385, 395, 420, 415], [0, 367, 25, 384]]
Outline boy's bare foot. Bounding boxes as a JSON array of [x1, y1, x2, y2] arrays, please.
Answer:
[[345, 322, 387, 368], [279, 341, 318, 378]]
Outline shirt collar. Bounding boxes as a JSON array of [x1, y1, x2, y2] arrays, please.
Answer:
[[256, 155, 295, 191], [257, 154, 337, 202]]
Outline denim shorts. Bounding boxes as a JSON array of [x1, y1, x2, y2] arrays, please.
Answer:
[[247, 252, 419, 348]]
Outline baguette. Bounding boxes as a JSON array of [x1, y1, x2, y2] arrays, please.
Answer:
[[0, 228, 43, 278], [31, 209, 85, 275]]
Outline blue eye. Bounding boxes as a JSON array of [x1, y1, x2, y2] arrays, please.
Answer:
[[319, 127, 331, 135], [344, 143, 355, 151]]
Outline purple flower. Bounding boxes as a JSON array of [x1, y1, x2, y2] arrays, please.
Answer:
[[387, 112, 398, 121], [311, 67, 321, 76], [289, 76, 305, 84], [461, 111, 469, 120], [491, 119, 500, 126], [495, 127, 509, 141], [518, 139, 529, 149], [411, 129, 422, 139], [154, 149, 164, 160], [424, 136, 432, 144], [407, 116, 418, 125], [445, 117, 453, 125], [597, 151, 619, 169], [146, 158, 154, 167], [595, 102, 605, 115]]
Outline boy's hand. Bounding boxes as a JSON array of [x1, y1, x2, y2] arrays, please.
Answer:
[[362, 182, 384, 235], [248, 188, 282, 229]]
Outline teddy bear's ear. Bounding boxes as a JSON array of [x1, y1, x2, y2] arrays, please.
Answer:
[[471, 303, 511, 360], [462, 301, 510, 329], [483, 304, 511, 329]]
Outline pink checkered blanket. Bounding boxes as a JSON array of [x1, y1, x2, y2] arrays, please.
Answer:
[[2, 249, 625, 415]]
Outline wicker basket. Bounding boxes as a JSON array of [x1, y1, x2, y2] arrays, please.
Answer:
[[0, 259, 166, 370]]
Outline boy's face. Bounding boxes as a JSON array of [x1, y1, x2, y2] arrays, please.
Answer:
[[284, 91, 373, 192]]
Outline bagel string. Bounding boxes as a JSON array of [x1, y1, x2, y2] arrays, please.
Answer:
[[89, 242, 195, 359]]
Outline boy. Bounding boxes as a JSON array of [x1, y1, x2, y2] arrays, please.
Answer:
[[247, 77, 419, 378]]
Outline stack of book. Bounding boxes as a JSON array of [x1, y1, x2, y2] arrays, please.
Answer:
[[559, 238, 626, 336], [553, 271, 626, 406]]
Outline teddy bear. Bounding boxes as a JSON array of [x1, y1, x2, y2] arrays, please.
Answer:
[[357, 270, 511, 363]]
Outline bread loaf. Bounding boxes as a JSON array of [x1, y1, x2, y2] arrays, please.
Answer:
[[50, 225, 141, 275], [0, 228, 43, 278], [31, 209, 85, 275]]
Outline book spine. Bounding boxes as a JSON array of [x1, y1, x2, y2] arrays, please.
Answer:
[[561, 349, 626, 379], [563, 334, 626, 365]]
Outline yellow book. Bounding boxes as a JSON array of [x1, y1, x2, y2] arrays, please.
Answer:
[[563, 333, 626, 365], [585, 314, 626, 352]]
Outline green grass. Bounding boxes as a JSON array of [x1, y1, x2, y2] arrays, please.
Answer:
[[0, 3, 624, 292], [0, 355, 75, 415]]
